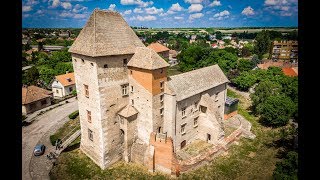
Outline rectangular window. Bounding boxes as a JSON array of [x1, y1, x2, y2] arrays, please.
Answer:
[[56, 89, 59, 93], [194, 117, 198, 127], [181, 124, 186, 134], [160, 108, 164, 116], [182, 107, 186, 118], [122, 84, 128, 96], [87, 110, 91, 123], [207, 133, 211, 141], [130, 70, 133, 74], [84, 84, 89, 97], [69, 87, 73, 92], [41, 99, 47, 105], [160, 94, 164, 102], [88, 129, 93, 141], [123, 59, 128, 67], [104, 64, 108, 68], [131, 86, 134, 93], [160, 81, 164, 90], [131, 99, 134, 106]]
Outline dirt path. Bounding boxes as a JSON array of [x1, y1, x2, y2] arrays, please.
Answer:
[[22, 98, 78, 180]]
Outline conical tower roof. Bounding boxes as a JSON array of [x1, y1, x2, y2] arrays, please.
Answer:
[[127, 47, 170, 70], [69, 9, 145, 57]]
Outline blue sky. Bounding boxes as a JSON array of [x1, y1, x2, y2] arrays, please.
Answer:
[[22, 0, 298, 28]]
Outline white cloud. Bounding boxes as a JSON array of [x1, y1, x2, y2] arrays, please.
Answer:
[[61, 2, 72, 9], [74, 14, 87, 19], [108, 4, 116, 11], [209, 0, 221, 7], [145, 7, 164, 14], [25, 0, 39, 6], [51, 0, 60, 8], [228, 5, 232, 9], [159, 12, 168, 16], [133, 8, 143, 13], [23, 14, 31, 18], [242, 6, 255, 16], [22, 6, 32, 12], [174, 16, 183, 20], [72, 4, 88, 13], [169, 3, 183, 11], [188, 4, 203, 13], [189, 13, 203, 20], [130, 15, 156, 21], [120, 0, 154, 8], [184, 0, 202, 4], [124, 10, 132, 15], [36, 10, 44, 14], [213, 10, 230, 17], [60, 12, 73, 17], [264, 0, 297, 16]]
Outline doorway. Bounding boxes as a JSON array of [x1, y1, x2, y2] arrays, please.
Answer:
[[207, 134, 211, 142]]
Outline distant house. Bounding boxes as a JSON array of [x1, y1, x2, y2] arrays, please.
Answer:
[[147, 42, 170, 59], [51, 72, 76, 98], [282, 67, 298, 77], [22, 85, 53, 115], [211, 43, 218, 49]]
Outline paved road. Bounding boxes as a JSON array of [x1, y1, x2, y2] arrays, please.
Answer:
[[22, 97, 78, 180]]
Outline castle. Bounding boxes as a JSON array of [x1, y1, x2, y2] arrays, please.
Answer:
[[69, 9, 230, 175]]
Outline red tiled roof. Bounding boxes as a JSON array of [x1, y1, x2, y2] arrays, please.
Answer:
[[22, 85, 52, 105], [147, 42, 170, 53], [55, 72, 75, 87], [282, 68, 298, 77]]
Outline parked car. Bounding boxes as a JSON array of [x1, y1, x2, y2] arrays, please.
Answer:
[[34, 144, 46, 156]]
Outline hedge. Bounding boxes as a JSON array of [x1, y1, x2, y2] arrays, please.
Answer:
[[69, 110, 79, 119]]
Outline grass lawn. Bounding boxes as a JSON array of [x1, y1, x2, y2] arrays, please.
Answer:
[[50, 88, 283, 179], [50, 116, 80, 146], [167, 65, 183, 76]]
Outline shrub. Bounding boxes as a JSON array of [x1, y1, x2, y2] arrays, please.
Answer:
[[69, 110, 79, 119], [273, 151, 298, 180]]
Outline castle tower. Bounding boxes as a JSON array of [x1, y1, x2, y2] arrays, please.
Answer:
[[68, 9, 145, 169], [127, 47, 170, 144]]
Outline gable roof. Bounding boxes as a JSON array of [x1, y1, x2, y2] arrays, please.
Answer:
[[127, 47, 170, 70], [166, 65, 229, 101], [118, 105, 139, 118], [22, 85, 52, 105], [147, 42, 170, 53], [282, 67, 298, 76], [55, 72, 75, 87], [69, 9, 145, 57]]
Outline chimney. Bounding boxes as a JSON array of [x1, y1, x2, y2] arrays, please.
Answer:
[[66, 71, 69, 74]]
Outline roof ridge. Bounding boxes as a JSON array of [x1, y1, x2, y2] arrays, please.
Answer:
[[170, 64, 218, 78]]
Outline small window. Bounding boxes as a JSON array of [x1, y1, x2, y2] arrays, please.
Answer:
[[123, 58, 128, 67], [88, 129, 93, 141], [194, 117, 198, 127], [160, 94, 164, 102], [30, 103, 36, 110], [81, 59, 84, 63], [56, 89, 59, 93], [122, 84, 128, 96], [131, 86, 134, 93], [207, 133, 211, 141], [90, 62, 94, 66], [69, 87, 73, 92], [67, 78, 72, 82], [182, 107, 186, 118], [160, 68, 163, 73], [131, 99, 134, 105], [160, 108, 164, 116], [104, 64, 108, 68], [41, 99, 47, 105], [181, 124, 186, 134], [215, 93, 219, 102], [130, 70, 133, 74], [84, 84, 89, 97], [74, 58, 77, 62], [160, 81, 164, 90], [87, 110, 91, 123]]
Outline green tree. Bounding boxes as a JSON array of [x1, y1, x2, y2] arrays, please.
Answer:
[[215, 31, 222, 40], [55, 62, 74, 75], [238, 59, 255, 72], [259, 95, 295, 127], [232, 71, 257, 91], [241, 46, 251, 57], [254, 30, 271, 59], [38, 67, 56, 85], [177, 45, 207, 72], [250, 80, 282, 113], [273, 151, 298, 180], [201, 49, 238, 73], [251, 54, 261, 66], [24, 66, 40, 85]]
